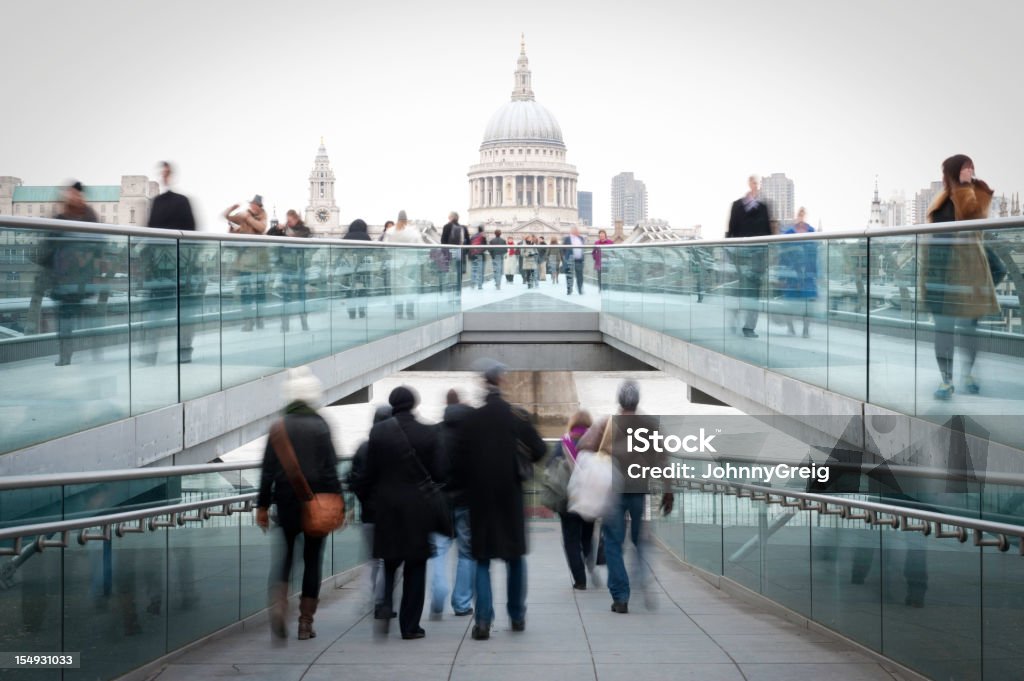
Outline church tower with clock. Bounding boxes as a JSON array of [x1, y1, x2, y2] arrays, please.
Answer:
[[304, 138, 340, 231]]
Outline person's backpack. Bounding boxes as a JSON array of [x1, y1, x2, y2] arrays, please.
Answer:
[[470, 233, 486, 257]]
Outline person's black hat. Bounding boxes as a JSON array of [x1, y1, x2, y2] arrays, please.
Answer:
[[388, 386, 419, 413], [68, 181, 84, 192]]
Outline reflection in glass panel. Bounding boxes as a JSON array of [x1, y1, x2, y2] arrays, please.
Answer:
[[867, 235, 917, 411], [179, 240, 221, 401], [767, 238, 827, 388], [810, 507, 882, 651], [682, 475, 722, 575], [722, 244, 768, 366], [63, 527, 167, 681], [279, 242, 330, 366], [915, 228, 1024, 430], [0, 228, 130, 453], [167, 513, 240, 650], [825, 238, 867, 400], [689, 246, 726, 352], [880, 524, 981, 681], [221, 242, 282, 388], [130, 235, 179, 414], [722, 494, 761, 593]]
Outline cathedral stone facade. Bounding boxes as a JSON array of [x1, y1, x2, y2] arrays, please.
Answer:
[[466, 38, 579, 237]]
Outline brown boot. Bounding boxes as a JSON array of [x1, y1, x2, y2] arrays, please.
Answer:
[[269, 583, 288, 639], [298, 596, 318, 640]]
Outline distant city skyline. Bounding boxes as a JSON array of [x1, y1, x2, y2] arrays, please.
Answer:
[[2, 0, 1022, 239]]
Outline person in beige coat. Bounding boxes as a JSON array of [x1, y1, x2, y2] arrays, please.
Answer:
[[919, 155, 1000, 399], [225, 195, 268, 331]]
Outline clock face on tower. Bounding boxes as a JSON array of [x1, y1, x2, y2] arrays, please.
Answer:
[[316, 208, 330, 223]]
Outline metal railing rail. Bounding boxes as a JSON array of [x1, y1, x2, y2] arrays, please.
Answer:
[[4, 214, 1024, 247], [680, 478, 1024, 554], [665, 451, 1024, 488], [0, 460, 264, 491], [0, 492, 256, 554]]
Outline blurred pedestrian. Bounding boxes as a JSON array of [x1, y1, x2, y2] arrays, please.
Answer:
[[920, 154, 1000, 399], [727, 175, 772, 337], [553, 410, 599, 589], [343, 218, 372, 319], [562, 226, 586, 295], [441, 211, 469, 287], [469, 225, 487, 289], [594, 230, 613, 291], [45, 181, 99, 365], [452, 362, 546, 640], [521, 235, 539, 288], [136, 162, 197, 364], [780, 207, 818, 338], [225, 195, 268, 331], [428, 389, 476, 619], [364, 386, 441, 639], [256, 367, 342, 640], [277, 209, 312, 332], [536, 235, 548, 282], [383, 210, 423, 320], [579, 380, 673, 614], [345, 404, 393, 619], [488, 230, 506, 290], [504, 236, 518, 283]]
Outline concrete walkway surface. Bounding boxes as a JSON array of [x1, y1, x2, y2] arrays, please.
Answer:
[[149, 522, 921, 681]]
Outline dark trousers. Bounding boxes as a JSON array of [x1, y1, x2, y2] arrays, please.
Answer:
[[559, 511, 595, 586], [279, 526, 326, 599], [933, 315, 979, 383], [567, 259, 583, 294], [384, 558, 426, 635]]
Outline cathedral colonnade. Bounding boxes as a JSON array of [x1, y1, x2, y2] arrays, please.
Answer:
[[470, 175, 577, 208]]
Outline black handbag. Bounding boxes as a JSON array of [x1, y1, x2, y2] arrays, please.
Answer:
[[387, 418, 454, 538]]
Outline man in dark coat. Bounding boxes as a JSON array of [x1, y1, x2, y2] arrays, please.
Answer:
[[488, 230, 505, 290], [346, 404, 392, 619], [441, 211, 469, 287], [562, 225, 586, 295], [363, 386, 441, 639], [453, 363, 546, 640], [146, 161, 199, 362], [727, 175, 772, 337]]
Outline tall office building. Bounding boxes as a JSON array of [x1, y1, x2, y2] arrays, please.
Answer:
[[883, 191, 908, 227], [611, 172, 647, 225], [913, 181, 943, 225], [577, 190, 592, 226], [759, 173, 795, 223]]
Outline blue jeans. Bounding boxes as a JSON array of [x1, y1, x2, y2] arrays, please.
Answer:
[[470, 255, 484, 288], [451, 506, 475, 613], [475, 556, 526, 627], [429, 532, 453, 614], [491, 255, 504, 288], [603, 492, 646, 603]]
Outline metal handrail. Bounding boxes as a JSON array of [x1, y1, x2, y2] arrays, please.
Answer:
[[681, 479, 1024, 554], [665, 451, 1024, 488], [0, 492, 257, 549], [4, 214, 1024, 248], [0, 459, 264, 491]]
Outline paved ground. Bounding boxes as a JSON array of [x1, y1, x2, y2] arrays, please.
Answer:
[[153, 523, 919, 681]]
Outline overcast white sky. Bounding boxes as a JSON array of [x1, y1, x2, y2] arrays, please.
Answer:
[[3, 0, 1022, 238]]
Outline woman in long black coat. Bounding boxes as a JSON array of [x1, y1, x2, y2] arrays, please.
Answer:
[[363, 386, 440, 639]]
